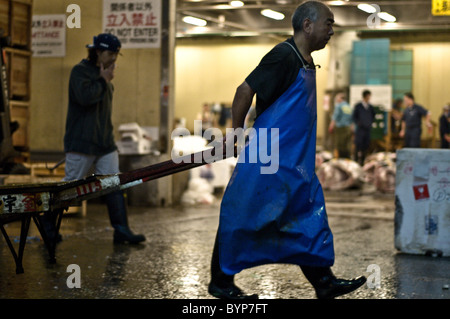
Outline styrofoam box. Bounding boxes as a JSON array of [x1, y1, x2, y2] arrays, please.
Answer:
[[395, 148, 450, 256], [117, 139, 151, 155]]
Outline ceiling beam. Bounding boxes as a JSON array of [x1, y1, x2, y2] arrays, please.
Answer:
[[177, 0, 432, 11]]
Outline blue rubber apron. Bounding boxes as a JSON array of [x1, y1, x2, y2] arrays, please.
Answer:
[[219, 42, 335, 275]]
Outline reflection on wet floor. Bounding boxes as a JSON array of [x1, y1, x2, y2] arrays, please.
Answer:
[[0, 193, 449, 299]]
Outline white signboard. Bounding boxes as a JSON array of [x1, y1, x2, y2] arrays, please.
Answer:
[[350, 84, 392, 111], [31, 15, 66, 57], [103, 0, 161, 49]]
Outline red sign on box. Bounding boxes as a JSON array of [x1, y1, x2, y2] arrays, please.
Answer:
[[413, 184, 430, 200]]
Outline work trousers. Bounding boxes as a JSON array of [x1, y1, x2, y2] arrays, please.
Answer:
[[354, 127, 371, 166], [404, 127, 421, 148], [334, 126, 352, 159], [64, 150, 120, 181]]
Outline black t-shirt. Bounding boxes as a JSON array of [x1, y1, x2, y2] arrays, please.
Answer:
[[245, 37, 315, 118]]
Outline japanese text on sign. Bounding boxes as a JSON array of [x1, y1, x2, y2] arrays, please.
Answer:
[[432, 0, 450, 15], [31, 15, 66, 57], [103, 0, 161, 49], [0, 193, 50, 214], [76, 180, 102, 197]]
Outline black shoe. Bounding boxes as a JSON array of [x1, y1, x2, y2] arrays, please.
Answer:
[[113, 226, 146, 244], [208, 282, 258, 299], [315, 275, 367, 299]]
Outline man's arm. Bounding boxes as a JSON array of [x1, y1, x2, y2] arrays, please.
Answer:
[[329, 104, 340, 133], [440, 115, 447, 137], [352, 104, 359, 125], [441, 116, 450, 143], [399, 120, 406, 138], [425, 112, 433, 134], [328, 120, 336, 133], [399, 111, 406, 138], [231, 81, 255, 130]]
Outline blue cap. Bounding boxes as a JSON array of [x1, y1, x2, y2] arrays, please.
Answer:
[[86, 33, 121, 52]]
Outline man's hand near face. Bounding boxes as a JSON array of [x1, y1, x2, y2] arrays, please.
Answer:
[[100, 63, 115, 82]]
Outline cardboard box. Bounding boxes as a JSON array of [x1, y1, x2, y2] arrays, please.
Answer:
[[9, 100, 29, 149], [395, 148, 450, 256], [10, 0, 32, 48], [0, 0, 10, 38], [4, 47, 31, 99]]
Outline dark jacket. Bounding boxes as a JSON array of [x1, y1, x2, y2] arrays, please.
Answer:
[[64, 59, 117, 155], [439, 114, 450, 148], [352, 102, 375, 130]]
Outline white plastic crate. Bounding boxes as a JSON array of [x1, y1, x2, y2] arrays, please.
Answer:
[[395, 148, 450, 256]]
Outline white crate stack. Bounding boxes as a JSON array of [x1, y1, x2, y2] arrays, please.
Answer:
[[395, 148, 450, 256]]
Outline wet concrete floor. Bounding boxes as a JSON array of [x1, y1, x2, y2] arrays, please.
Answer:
[[0, 190, 449, 300]]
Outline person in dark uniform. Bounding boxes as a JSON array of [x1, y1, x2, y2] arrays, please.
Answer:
[[399, 92, 432, 148], [352, 90, 375, 166], [439, 104, 450, 148], [208, 1, 366, 300]]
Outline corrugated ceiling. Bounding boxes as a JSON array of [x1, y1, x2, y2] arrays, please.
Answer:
[[177, 0, 450, 37]]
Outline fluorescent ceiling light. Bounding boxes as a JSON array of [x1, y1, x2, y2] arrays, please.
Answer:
[[182, 16, 207, 27], [357, 4, 377, 13], [192, 26, 209, 33], [329, 1, 346, 5], [231, 31, 260, 37], [230, 1, 244, 7], [378, 12, 396, 22], [215, 5, 233, 9], [261, 9, 285, 20]]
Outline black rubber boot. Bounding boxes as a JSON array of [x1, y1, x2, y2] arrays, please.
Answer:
[[105, 191, 146, 244], [300, 266, 366, 299], [208, 231, 258, 299], [40, 210, 63, 244]]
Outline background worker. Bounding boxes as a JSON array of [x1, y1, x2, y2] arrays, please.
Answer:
[[399, 92, 432, 148], [439, 104, 450, 149], [328, 92, 353, 158], [44, 33, 145, 245], [352, 90, 375, 166]]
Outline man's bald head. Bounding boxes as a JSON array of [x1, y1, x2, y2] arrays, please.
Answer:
[[292, 1, 333, 32]]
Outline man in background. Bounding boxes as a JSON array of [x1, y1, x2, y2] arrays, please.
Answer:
[[44, 34, 145, 245], [439, 104, 450, 149], [328, 92, 353, 158], [352, 90, 375, 166], [399, 92, 432, 148]]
